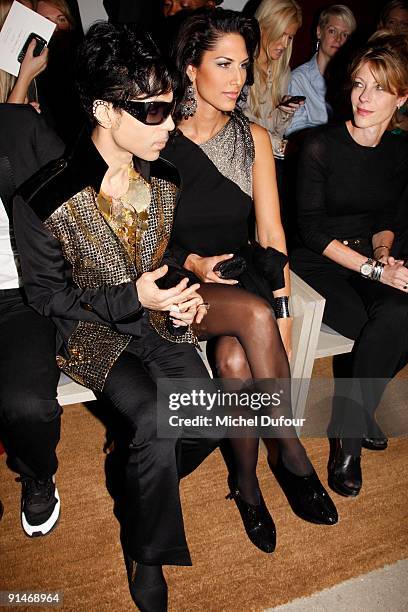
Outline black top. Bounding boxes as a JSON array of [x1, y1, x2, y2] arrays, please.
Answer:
[[162, 118, 287, 300], [163, 131, 253, 262], [296, 123, 408, 254], [0, 104, 64, 214]]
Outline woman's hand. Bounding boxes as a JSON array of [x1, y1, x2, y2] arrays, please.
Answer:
[[277, 317, 292, 361], [184, 253, 239, 284], [135, 265, 201, 311], [380, 261, 408, 292], [277, 95, 305, 116], [29, 101, 41, 113], [377, 254, 404, 265], [19, 40, 48, 83]]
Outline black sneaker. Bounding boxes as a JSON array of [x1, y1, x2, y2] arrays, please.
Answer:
[[18, 475, 60, 537]]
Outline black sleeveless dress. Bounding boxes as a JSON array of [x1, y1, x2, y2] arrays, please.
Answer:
[[162, 111, 287, 304]]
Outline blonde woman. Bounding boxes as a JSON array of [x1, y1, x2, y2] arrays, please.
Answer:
[[36, 0, 75, 31], [0, 0, 47, 105], [287, 4, 356, 136], [244, 0, 302, 160]]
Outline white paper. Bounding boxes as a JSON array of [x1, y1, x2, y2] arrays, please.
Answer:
[[0, 1, 56, 77]]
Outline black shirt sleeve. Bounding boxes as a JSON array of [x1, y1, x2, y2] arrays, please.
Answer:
[[296, 132, 335, 254], [13, 195, 143, 330]]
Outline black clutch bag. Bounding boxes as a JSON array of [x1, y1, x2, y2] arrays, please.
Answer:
[[213, 255, 247, 279]]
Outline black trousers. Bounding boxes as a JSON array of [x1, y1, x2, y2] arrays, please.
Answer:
[[0, 289, 61, 479], [102, 316, 219, 566], [291, 248, 408, 450]]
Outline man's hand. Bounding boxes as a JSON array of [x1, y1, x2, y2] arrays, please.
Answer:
[[169, 292, 208, 327], [135, 265, 201, 311]]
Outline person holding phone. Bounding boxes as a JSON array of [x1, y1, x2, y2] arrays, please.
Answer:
[[286, 4, 356, 137], [0, 0, 48, 108], [243, 0, 303, 162]]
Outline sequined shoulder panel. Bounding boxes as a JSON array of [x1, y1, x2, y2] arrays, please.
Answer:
[[199, 110, 254, 198]]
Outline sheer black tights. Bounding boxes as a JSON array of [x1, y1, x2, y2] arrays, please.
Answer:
[[195, 284, 311, 504]]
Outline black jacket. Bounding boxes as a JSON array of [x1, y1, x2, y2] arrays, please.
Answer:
[[0, 104, 64, 215], [12, 130, 185, 390]]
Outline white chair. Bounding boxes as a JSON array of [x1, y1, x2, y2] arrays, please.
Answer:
[[57, 372, 96, 406], [289, 272, 354, 419]]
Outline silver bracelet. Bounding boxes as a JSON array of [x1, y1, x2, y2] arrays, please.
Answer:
[[371, 261, 385, 281], [273, 296, 290, 318]]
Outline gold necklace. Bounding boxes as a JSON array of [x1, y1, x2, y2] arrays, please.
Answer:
[[97, 164, 151, 259]]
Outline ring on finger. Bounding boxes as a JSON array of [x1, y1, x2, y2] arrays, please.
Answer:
[[198, 302, 210, 310]]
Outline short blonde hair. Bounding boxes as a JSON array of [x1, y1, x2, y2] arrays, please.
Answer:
[[37, 0, 75, 31], [318, 4, 356, 34]]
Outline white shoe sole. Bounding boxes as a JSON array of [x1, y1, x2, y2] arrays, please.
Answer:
[[22, 481, 61, 537]]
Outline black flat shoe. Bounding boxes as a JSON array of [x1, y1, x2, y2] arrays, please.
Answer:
[[269, 455, 338, 525], [226, 476, 276, 553], [328, 438, 362, 498]]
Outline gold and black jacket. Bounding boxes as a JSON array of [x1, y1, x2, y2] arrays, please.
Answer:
[[13, 131, 191, 392]]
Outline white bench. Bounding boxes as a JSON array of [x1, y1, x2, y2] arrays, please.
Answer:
[[57, 374, 96, 406], [56, 344, 212, 407]]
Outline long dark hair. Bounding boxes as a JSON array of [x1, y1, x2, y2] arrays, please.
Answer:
[[172, 9, 260, 120]]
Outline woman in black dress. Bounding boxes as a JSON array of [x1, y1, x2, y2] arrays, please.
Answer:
[[291, 33, 408, 497], [163, 9, 338, 554]]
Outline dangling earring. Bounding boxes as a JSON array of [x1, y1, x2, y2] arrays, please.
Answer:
[[316, 39, 320, 53], [180, 83, 197, 120]]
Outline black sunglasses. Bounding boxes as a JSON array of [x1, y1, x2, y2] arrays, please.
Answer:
[[121, 100, 175, 125]]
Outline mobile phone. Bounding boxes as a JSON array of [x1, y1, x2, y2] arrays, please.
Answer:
[[279, 95, 306, 107], [18, 33, 47, 63]]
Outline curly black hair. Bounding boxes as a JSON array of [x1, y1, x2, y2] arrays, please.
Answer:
[[172, 9, 260, 120], [76, 21, 178, 125]]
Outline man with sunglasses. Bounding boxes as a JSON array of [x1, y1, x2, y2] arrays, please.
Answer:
[[13, 22, 219, 612]]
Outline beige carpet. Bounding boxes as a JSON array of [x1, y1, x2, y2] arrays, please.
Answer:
[[1, 358, 407, 611]]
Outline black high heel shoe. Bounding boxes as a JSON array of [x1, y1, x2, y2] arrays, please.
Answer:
[[361, 421, 388, 451], [328, 438, 362, 497], [226, 476, 276, 553], [268, 454, 338, 525], [361, 435, 388, 451]]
